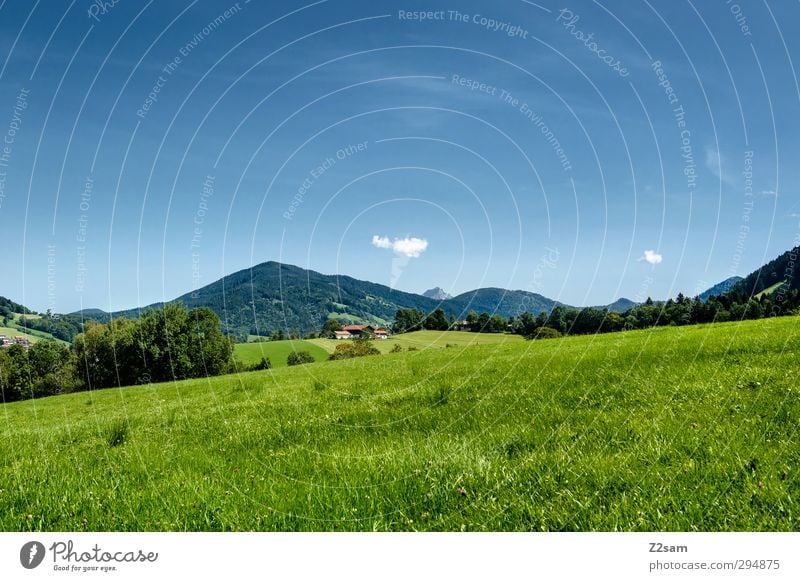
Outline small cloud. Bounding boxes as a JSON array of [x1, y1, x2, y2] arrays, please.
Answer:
[[372, 235, 428, 258], [705, 147, 736, 186], [371, 235, 392, 250], [759, 190, 777, 197], [638, 250, 663, 265]]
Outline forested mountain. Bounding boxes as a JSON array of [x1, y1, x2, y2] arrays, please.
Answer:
[[728, 246, 799, 300], [446, 287, 564, 319], [698, 276, 743, 301], [121, 262, 445, 339], [105, 264, 576, 340]]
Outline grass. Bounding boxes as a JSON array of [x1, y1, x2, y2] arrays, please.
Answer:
[[11, 312, 41, 321], [1, 317, 799, 531], [0, 326, 46, 343], [755, 281, 786, 299], [308, 330, 523, 354], [234, 340, 329, 368]]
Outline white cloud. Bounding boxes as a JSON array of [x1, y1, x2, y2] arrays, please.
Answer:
[[638, 249, 663, 265], [759, 190, 777, 197], [705, 147, 736, 186], [371, 235, 428, 258], [371, 235, 392, 249]]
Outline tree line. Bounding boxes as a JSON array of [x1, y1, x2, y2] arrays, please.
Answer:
[[392, 288, 800, 338], [0, 304, 234, 403]]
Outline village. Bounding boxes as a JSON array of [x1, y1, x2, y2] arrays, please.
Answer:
[[332, 324, 392, 340]]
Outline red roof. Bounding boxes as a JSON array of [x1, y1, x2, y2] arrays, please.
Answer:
[[342, 325, 368, 331], [374, 329, 389, 335]]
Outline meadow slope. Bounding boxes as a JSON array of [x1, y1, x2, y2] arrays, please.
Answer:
[[1, 318, 798, 531], [234, 340, 330, 368]]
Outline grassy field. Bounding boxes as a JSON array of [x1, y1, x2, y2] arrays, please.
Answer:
[[234, 340, 330, 368], [308, 330, 523, 354], [0, 326, 47, 343], [0, 313, 64, 344], [11, 312, 41, 320], [1, 317, 798, 531]]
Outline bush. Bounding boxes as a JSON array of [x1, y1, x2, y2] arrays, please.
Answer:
[[528, 327, 562, 340], [329, 340, 381, 360], [287, 351, 315, 366], [250, 357, 271, 371], [390, 344, 403, 353]]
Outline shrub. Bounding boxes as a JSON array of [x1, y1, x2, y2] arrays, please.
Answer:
[[329, 340, 381, 360], [528, 327, 562, 340], [287, 351, 315, 366], [250, 357, 271, 371], [390, 344, 403, 353]]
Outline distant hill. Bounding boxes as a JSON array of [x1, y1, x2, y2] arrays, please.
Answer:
[[697, 276, 743, 301], [114, 262, 444, 339], [69, 308, 111, 319], [0, 296, 33, 316], [422, 287, 452, 300], [446, 288, 565, 319], [728, 245, 799, 299], [606, 298, 637, 313]]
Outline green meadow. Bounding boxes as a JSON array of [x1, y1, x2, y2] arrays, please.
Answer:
[[0, 326, 47, 344], [1, 317, 798, 531], [234, 340, 329, 368], [307, 329, 524, 354]]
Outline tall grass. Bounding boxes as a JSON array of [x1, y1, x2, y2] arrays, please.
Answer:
[[0, 318, 798, 531]]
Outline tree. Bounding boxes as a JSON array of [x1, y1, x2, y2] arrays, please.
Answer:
[[487, 314, 507, 333], [250, 357, 271, 371], [0, 344, 31, 401], [74, 320, 134, 390], [73, 304, 234, 390], [423, 308, 448, 331], [601, 312, 625, 333], [321, 318, 342, 338], [185, 307, 235, 377], [27, 340, 76, 397], [473, 312, 491, 333], [392, 308, 425, 334], [137, 304, 192, 383], [513, 312, 537, 336]]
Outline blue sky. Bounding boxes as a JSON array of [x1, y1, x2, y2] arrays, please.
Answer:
[[1, 0, 799, 312]]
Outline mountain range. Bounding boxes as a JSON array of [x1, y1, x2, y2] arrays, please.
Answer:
[[13, 243, 795, 341], [66, 262, 635, 340]]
